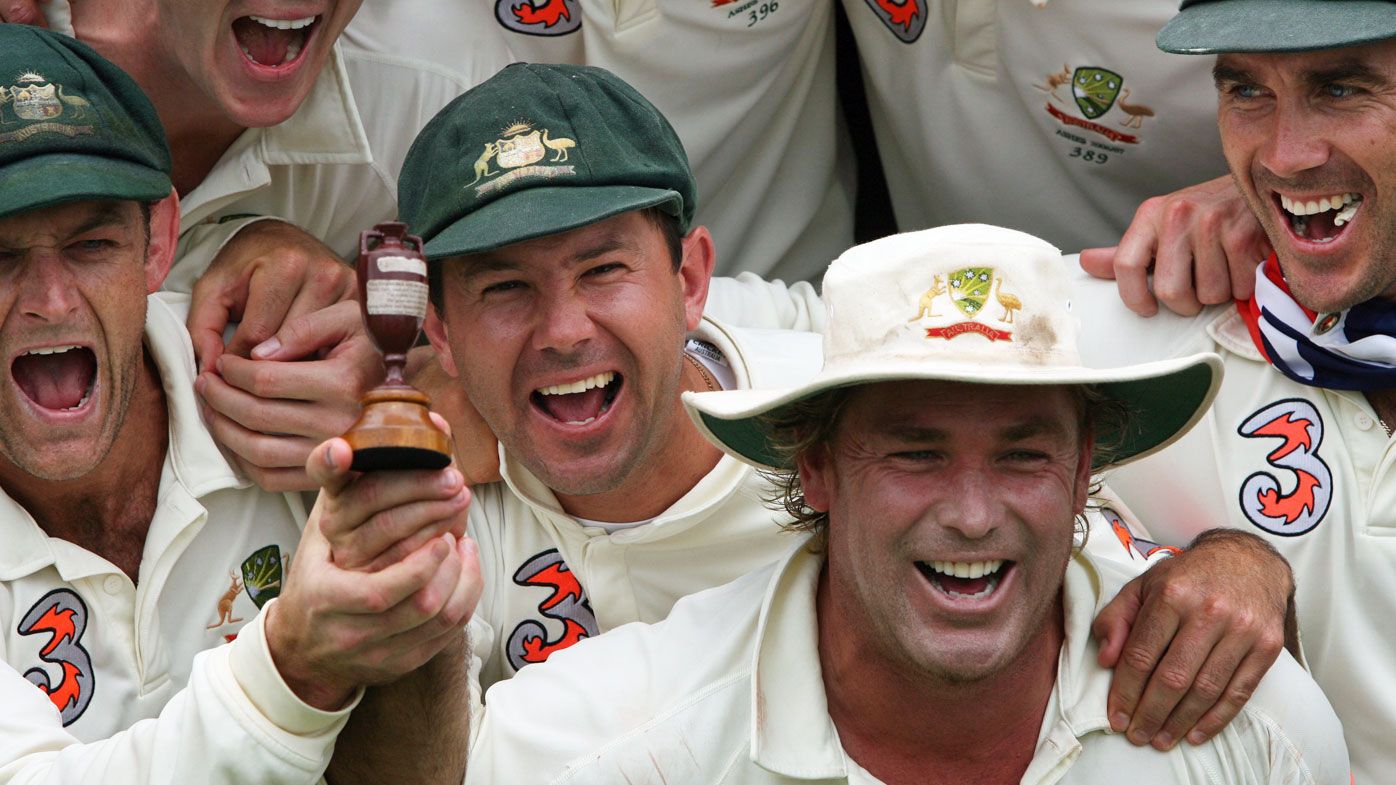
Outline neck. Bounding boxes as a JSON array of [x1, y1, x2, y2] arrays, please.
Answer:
[[554, 356, 723, 521], [0, 351, 168, 581], [817, 569, 1063, 785], [75, 0, 245, 195]]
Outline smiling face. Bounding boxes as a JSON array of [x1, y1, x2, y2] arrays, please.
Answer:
[[0, 200, 167, 481], [1215, 40, 1396, 312], [152, 0, 363, 127], [801, 380, 1092, 684], [425, 211, 709, 502]]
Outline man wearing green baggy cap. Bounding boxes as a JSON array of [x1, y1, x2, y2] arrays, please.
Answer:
[[458, 224, 1346, 784], [384, 60, 827, 719], [1059, 0, 1396, 779], [0, 25, 480, 784]]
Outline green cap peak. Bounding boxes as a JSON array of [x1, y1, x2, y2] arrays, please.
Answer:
[[399, 63, 697, 260]]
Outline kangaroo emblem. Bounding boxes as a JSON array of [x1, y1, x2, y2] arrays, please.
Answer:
[[467, 142, 500, 185], [908, 274, 947, 321], [206, 571, 246, 629], [1035, 64, 1072, 102]]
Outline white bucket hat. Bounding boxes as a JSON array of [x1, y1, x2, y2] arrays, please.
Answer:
[[683, 224, 1223, 472]]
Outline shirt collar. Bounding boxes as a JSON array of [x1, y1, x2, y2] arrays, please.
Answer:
[[748, 546, 1130, 781], [0, 294, 246, 581]]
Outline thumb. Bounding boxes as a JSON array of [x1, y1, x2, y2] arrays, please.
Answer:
[[306, 437, 356, 494], [1092, 578, 1143, 668], [1079, 247, 1121, 279]]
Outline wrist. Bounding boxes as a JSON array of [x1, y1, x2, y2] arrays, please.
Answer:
[[264, 600, 357, 711]]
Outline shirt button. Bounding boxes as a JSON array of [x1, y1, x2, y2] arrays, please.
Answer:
[[1356, 412, 1376, 431], [103, 575, 123, 595]]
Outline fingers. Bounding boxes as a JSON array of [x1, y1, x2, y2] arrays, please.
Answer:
[[1078, 247, 1119, 280], [1106, 587, 1182, 737], [187, 280, 246, 373], [1106, 202, 1163, 317], [1182, 645, 1280, 746], [318, 466, 465, 551], [333, 473, 469, 570], [251, 300, 364, 362], [225, 266, 301, 357], [1092, 577, 1142, 669], [1126, 612, 1228, 748], [198, 368, 353, 439], [1149, 205, 1204, 317]]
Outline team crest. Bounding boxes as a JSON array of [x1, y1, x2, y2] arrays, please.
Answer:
[[908, 267, 1018, 342], [0, 72, 95, 144], [468, 121, 578, 197], [495, 0, 581, 36], [862, 0, 925, 43], [1072, 67, 1122, 120], [240, 544, 284, 609]]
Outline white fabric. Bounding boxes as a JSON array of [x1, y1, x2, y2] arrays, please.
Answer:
[[844, 0, 1228, 250], [469, 539, 1347, 785], [0, 294, 353, 785], [466, 318, 822, 705], [475, 0, 852, 282], [165, 28, 514, 293], [1069, 263, 1391, 783]]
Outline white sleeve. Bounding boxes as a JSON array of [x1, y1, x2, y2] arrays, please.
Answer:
[[1081, 485, 1180, 571], [0, 607, 355, 785], [704, 273, 827, 333]]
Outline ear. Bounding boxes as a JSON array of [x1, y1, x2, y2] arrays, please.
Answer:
[[424, 305, 460, 378], [677, 225, 716, 332], [796, 442, 834, 514], [143, 189, 179, 294]]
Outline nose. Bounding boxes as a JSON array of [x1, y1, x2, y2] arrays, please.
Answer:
[[932, 465, 1002, 541], [530, 285, 597, 355], [17, 252, 80, 324], [1257, 99, 1332, 180]]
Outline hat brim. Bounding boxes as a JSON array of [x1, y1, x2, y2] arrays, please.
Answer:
[[1158, 0, 1396, 54], [683, 353, 1223, 473], [421, 183, 684, 260], [0, 153, 171, 222]]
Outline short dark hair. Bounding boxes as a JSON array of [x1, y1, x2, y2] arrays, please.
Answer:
[[426, 205, 684, 311]]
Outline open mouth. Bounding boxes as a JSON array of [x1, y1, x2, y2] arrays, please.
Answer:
[[531, 371, 622, 426], [232, 14, 319, 68], [1277, 191, 1362, 244], [916, 559, 1009, 600], [12, 345, 96, 413]]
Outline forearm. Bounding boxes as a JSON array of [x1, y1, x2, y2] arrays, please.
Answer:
[[326, 631, 470, 785], [0, 611, 349, 785]]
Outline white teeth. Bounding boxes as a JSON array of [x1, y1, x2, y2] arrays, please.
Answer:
[[62, 389, 91, 412], [929, 559, 1004, 580], [282, 40, 302, 63], [248, 14, 316, 30], [1280, 192, 1362, 216], [537, 371, 615, 397], [24, 345, 79, 356]]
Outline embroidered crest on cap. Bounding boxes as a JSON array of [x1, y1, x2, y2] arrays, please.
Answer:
[[467, 120, 578, 197], [908, 267, 1018, 342], [0, 71, 95, 144]]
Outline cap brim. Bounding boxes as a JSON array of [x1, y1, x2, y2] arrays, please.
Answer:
[[1158, 0, 1396, 54], [0, 153, 171, 221], [421, 183, 683, 260], [683, 353, 1223, 473]]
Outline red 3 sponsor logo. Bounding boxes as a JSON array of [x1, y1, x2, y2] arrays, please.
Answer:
[[862, 0, 924, 43], [17, 589, 95, 726], [1237, 399, 1332, 536], [505, 549, 599, 671], [495, 0, 582, 36]]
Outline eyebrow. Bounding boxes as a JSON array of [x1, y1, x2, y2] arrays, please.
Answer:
[[456, 234, 643, 284], [1212, 63, 1253, 89], [0, 203, 131, 252], [1214, 59, 1391, 90]]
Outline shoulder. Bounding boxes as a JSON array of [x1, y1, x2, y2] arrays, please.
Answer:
[[1066, 262, 1228, 366], [470, 565, 772, 784], [1225, 651, 1351, 782]]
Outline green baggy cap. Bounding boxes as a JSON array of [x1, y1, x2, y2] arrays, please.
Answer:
[[398, 62, 698, 261], [0, 24, 171, 221], [1158, 0, 1396, 54]]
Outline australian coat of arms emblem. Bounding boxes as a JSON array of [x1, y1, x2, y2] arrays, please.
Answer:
[[0, 72, 95, 143], [909, 267, 1020, 342], [468, 120, 578, 197]]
